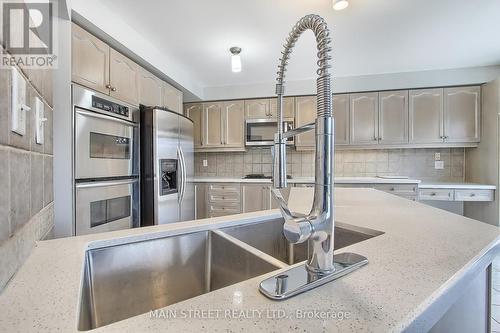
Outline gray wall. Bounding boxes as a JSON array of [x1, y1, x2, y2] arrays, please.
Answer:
[[0, 57, 54, 291], [195, 147, 465, 182]]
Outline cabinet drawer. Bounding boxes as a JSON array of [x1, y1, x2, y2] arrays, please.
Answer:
[[208, 184, 240, 193], [375, 184, 418, 194], [208, 193, 240, 204], [419, 188, 454, 201], [208, 204, 241, 217], [454, 189, 494, 202]]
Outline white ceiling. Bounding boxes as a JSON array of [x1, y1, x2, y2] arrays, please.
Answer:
[[100, 0, 500, 94]]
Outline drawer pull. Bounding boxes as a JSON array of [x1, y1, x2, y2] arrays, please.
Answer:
[[470, 193, 476, 197], [390, 187, 395, 191], [430, 192, 436, 196]]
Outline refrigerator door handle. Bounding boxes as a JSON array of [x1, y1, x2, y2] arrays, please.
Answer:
[[179, 146, 187, 204], [176, 147, 183, 204]]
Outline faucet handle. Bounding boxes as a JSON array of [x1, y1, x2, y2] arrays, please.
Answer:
[[283, 218, 312, 244]]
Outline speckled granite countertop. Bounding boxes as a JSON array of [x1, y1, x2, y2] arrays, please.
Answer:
[[0, 188, 498, 332], [192, 176, 422, 184]]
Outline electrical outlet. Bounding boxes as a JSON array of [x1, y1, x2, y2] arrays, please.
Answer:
[[203, 159, 208, 167], [435, 161, 444, 169], [35, 97, 46, 144], [434, 152, 441, 161], [11, 68, 30, 135]]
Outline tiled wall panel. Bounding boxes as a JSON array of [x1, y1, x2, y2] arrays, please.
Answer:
[[0, 61, 54, 291], [195, 147, 465, 182]]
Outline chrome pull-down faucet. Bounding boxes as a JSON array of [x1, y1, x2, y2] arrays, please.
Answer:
[[259, 14, 369, 300]]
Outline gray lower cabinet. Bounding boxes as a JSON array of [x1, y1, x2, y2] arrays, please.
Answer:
[[194, 183, 207, 219], [241, 184, 267, 213], [207, 183, 241, 217], [241, 184, 276, 213]]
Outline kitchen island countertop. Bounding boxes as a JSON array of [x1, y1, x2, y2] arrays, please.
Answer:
[[0, 188, 498, 332]]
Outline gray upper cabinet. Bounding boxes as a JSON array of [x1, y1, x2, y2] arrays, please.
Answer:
[[350, 92, 379, 145], [222, 101, 245, 149], [71, 23, 110, 95], [203, 103, 223, 147], [245, 98, 294, 119], [270, 97, 295, 119], [333, 94, 349, 145], [184, 104, 203, 148], [409, 88, 443, 144], [443, 86, 480, 143], [295, 96, 317, 150], [163, 82, 183, 114], [197, 101, 244, 151], [245, 99, 270, 119], [379, 90, 408, 144], [138, 68, 162, 107], [109, 48, 140, 106]]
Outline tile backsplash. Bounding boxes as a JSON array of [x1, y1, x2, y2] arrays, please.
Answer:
[[195, 147, 465, 182], [0, 54, 54, 291]]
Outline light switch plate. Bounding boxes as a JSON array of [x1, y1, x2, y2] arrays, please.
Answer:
[[434, 152, 441, 161], [10, 68, 29, 136], [35, 97, 45, 144], [203, 159, 208, 167], [435, 161, 444, 169]]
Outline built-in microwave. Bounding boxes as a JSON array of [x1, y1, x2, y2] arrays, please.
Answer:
[[246, 118, 294, 146]]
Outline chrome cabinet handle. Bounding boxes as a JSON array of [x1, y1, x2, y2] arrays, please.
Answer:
[[111, 87, 117, 92], [105, 84, 112, 89]]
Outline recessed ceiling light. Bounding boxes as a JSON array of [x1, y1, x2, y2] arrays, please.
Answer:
[[333, 0, 349, 11], [230, 47, 242, 73]]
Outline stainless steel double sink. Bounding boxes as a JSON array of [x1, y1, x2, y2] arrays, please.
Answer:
[[78, 218, 383, 330]]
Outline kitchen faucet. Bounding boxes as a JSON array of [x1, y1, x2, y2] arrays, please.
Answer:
[[259, 14, 368, 300]]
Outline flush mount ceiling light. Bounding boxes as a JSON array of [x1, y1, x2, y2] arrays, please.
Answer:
[[230, 47, 242, 73], [333, 0, 349, 10]]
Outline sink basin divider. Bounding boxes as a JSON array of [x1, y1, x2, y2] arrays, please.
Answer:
[[212, 230, 289, 269]]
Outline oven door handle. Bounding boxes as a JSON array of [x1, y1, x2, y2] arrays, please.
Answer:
[[75, 109, 138, 127], [75, 178, 138, 189]]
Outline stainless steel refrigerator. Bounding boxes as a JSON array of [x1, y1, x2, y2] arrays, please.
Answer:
[[140, 107, 194, 226]]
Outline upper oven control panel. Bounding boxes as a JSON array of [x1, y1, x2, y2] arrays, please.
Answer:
[[92, 95, 129, 118]]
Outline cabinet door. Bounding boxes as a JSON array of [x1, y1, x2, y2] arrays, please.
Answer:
[[264, 185, 279, 210], [138, 69, 162, 107], [184, 103, 203, 148], [333, 94, 349, 145], [409, 88, 443, 144], [109, 49, 139, 105], [379, 90, 408, 144], [203, 103, 223, 147], [444, 86, 480, 143], [222, 101, 245, 148], [194, 183, 207, 219], [295, 96, 317, 149], [245, 99, 270, 119], [350, 92, 379, 145], [270, 97, 295, 118], [242, 184, 265, 213], [71, 23, 109, 94], [163, 82, 183, 114]]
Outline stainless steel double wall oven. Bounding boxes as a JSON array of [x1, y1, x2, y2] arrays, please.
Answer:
[[73, 85, 140, 235]]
